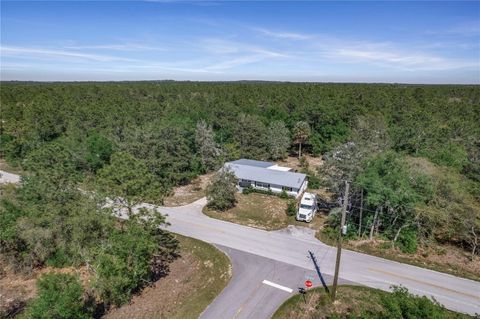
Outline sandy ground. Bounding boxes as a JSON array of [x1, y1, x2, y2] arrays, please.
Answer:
[[275, 155, 324, 173], [105, 236, 231, 319], [0, 260, 89, 317], [163, 173, 214, 207], [104, 251, 200, 319]]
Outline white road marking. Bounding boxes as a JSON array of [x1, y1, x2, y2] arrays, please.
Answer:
[[262, 280, 293, 293]]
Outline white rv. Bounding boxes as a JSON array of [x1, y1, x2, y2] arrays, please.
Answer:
[[296, 192, 317, 222]]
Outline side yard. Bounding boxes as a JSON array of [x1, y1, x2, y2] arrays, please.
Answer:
[[0, 235, 231, 318], [204, 192, 326, 231], [163, 173, 214, 207]]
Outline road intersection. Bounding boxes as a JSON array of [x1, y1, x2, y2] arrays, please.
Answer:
[[158, 198, 480, 317], [1, 171, 479, 318]]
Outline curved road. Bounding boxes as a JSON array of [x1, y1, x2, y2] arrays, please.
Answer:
[[1, 171, 479, 317], [157, 198, 480, 317]]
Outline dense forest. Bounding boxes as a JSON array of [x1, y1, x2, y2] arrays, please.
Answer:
[[1, 81, 479, 315]]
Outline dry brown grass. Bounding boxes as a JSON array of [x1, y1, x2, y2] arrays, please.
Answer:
[[0, 260, 89, 317], [1, 236, 231, 318], [102, 235, 231, 319], [204, 192, 326, 231], [163, 173, 214, 207], [275, 155, 324, 173], [316, 229, 480, 282], [0, 260, 37, 317], [346, 239, 480, 282], [204, 193, 289, 230]]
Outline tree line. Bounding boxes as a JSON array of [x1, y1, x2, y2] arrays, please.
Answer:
[[0, 81, 479, 316]]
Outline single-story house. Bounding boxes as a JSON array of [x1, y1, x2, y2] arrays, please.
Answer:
[[224, 159, 308, 198]]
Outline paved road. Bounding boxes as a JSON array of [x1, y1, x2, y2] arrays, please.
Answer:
[[0, 170, 21, 184], [2, 171, 479, 317], [201, 245, 342, 319], [158, 198, 480, 316]]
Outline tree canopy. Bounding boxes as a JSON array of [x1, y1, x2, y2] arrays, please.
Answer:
[[0, 81, 479, 313]]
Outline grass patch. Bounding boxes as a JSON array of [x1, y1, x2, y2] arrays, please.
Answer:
[[204, 192, 326, 231], [105, 235, 231, 319], [204, 193, 288, 230], [167, 235, 231, 319], [273, 285, 470, 319]]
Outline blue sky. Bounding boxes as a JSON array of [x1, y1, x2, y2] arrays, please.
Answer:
[[1, 1, 479, 83]]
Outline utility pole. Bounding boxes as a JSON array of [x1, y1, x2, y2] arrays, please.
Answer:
[[358, 189, 363, 237], [331, 180, 349, 301]]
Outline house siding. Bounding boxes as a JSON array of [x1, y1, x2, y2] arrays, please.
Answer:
[[237, 178, 306, 198]]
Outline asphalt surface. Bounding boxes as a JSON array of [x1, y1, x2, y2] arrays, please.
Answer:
[[0, 170, 20, 184], [1, 170, 479, 317], [200, 245, 338, 319], [157, 198, 480, 316]]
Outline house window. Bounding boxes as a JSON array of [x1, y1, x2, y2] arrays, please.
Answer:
[[256, 182, 270, 188], [282, 186, 293, 192], [239, 179, 252, 188]]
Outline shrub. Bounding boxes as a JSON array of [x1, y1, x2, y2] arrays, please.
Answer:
[[45, 249, 72, 268], [397, 228, 418, 253], [242, 186, 254, 195], [22, 273, 92, 319], [380, 286, 455, 319], [286, 200, 297, 216], [307, 174, 321, 189], [85, 133, 114, 172], [425, 142, 468, 171], [279, 190, 290, 199], [320, 226, 338, 244], [299, 156, 309, 169], [242, 186, 294, 199]]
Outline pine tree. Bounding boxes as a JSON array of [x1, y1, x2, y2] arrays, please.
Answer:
[[293, 121, 311, 159], [268, 120, 290, 160], [195, 120, 222, 171]]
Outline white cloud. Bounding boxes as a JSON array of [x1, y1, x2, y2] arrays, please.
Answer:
[[326, 47, 478, 71], [255, 28, 312, 40], [447, 21, 480, 37], [197, 38, 289, 70], [205, 55, 268, 71], [65, 43, 166, 51], [1, 46, 135, 62], [296, 34, 478, 71]]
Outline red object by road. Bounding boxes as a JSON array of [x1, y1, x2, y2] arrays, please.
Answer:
[[305, 280, 313, 288]]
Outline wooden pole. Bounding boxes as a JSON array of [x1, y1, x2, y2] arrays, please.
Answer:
[[358, 189, 363, 237], [331, 181, 349, 301]]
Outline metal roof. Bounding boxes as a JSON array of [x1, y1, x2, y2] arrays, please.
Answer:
[[230, 159, 275, 168], [225, 161, 307, 189]]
